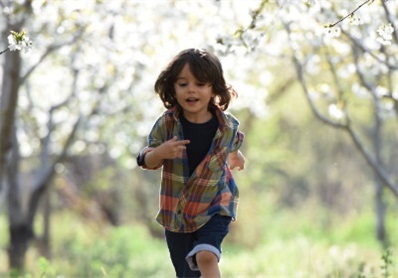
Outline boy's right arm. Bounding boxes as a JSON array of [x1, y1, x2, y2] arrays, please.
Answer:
[[143, 136, 190, 169]]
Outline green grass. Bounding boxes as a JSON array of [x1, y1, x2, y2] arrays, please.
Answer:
[[0, 202, 396, 277]]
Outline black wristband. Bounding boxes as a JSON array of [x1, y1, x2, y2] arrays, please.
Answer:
[[136, 151, 146, 167]]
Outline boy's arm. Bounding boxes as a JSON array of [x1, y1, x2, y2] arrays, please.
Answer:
[[228, 150, 245, 171], [139, 136, 190, 169], [137, 147, 160, 170], [143, 147, 166, 169]]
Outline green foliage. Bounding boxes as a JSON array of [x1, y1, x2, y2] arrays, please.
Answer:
[[1, 203, 396, 277], [380, 248, 393, 278]]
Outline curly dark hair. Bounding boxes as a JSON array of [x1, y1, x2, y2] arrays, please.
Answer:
[[154, 48, 236, 111]]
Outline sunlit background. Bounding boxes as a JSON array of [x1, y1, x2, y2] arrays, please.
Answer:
[[1, 0, 397, 276]]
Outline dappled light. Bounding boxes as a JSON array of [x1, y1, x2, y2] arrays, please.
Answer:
[[1, 0, 397, 276]]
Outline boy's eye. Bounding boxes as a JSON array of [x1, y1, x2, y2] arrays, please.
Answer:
[[197, 83, 206, 86], [178, 83, 187, 87]]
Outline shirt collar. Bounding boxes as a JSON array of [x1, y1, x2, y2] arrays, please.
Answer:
[[169, 106, 230, 129]]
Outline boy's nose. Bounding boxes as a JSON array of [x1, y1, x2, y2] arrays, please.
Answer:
[[187, 84, 196, 92]]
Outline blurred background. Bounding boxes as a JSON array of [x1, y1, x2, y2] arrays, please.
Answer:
[[0, 0, 397, 276]]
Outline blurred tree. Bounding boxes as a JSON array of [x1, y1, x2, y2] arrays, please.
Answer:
[[1, 0, 34, 269], [2, 0, 395, 272], [0, 0, 88, 269], [0, 0, 153, 270], [0, 0, 263, 271], [217, 0, 397, 245]]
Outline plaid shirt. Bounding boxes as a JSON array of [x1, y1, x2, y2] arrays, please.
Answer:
[[140, 106, 244, 233]]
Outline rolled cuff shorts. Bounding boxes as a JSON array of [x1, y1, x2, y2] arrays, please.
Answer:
[[165, 214, 232, 276]]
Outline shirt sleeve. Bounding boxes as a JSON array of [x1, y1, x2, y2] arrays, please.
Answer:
[[138, 113, 168, 170], [225, 112, 245, 152], [230, 129, 244, 152], [148, 115, 167, 148]]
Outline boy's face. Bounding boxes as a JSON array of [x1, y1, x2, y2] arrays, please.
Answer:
[[174, 63, 215, 123]]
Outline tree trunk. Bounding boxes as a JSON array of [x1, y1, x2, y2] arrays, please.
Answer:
[[374, 181, 387, 246], [7, 223, 33, 270], [1, 16, 29, 271], [37, 188, 52, 260], [6, 126, 33, 271], [0, 27, 22, 193], [372, 99, 388, 247]]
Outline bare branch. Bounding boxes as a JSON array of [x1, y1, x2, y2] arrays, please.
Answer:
[[32, 68, 108, 194], [20, 28, 85, 84], [27, 115, 82, 227], [234, 0, 269, 48], [341, 30, 398, 70], [283, 20, 398, 198], [0, 48, 9, 55], [345, 126, 398, 198], [324, 46, 346, 103], [326, 0, 374, 28], [283, 21, 347, 129], [351, 43, 377, 98]]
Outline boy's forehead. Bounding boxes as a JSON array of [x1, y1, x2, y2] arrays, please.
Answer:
[[176, 63, 208, 81], [176, 64, 193, 77]]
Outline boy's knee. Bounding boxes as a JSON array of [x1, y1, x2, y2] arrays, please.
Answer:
[[196, 250, 217, 266]]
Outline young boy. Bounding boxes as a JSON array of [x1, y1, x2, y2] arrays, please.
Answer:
[[137, 48, 245, 277]]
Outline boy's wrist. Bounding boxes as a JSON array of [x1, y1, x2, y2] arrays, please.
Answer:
[[137, 151, 147, 167], [144, 148, 164, 169], [137, 147, 158, 167]]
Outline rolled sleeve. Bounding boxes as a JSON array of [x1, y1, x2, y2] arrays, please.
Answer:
[[138, 147, 163, 170]]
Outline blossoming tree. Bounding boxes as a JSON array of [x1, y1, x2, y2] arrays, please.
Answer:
[[217, 0, 397, 245]]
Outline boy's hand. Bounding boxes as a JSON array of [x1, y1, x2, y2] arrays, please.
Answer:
[[229, 150, 245, 171], [155, 136, 190, 160], [144, 136, 190, 169]]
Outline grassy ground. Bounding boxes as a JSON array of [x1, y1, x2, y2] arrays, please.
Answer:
[[1, 189, 398, 278], [0, 208, 397, 278]]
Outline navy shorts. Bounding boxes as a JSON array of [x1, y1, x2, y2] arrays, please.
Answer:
[[165, 214, 232, 277]]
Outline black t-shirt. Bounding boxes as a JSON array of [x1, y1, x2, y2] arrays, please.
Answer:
[[180, 113, 218, 176]]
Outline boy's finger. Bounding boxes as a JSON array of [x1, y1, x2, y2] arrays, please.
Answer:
[[179, 140, 190, 145], [174, 139, 190, 146]]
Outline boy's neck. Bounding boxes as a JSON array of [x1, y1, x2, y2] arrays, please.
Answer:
[[182, 110, 213, 124]]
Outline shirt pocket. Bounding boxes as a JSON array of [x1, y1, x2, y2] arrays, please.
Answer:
[[208, 147, 228, 172]]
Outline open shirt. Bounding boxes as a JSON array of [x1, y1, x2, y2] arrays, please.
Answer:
[[140, 106, 244, 233]]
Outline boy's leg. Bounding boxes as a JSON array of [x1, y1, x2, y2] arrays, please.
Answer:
[[165, 230, 201, 277], [185, 214, 232, 277], [196, 250, 221, 278]]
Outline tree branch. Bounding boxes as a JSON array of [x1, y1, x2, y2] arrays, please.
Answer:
[[381, 0, 398, 46], [327, 0, 374, 28], [341, 30, 398, 70], [234, 0, 269, 48], [20, 28, 85, 84], [27, 115, 82, 227], [0, 48, 9, 55], [284, 21, 347, 129], [344, 126, 398, 198], [283, 20, 398, 198]]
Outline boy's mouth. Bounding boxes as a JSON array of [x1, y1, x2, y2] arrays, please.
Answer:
[[186, 97, 199, 103]]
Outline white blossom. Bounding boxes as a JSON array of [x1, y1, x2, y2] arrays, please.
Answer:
[[377, 23, 394, 46], [349, 15, 362, 26], [324, 26, 341, 38], [328, 103, 345, 119], [7, 31, 33, 53]]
